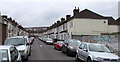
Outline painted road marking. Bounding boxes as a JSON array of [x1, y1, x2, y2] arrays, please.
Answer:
[[40, 45, 42, 47]]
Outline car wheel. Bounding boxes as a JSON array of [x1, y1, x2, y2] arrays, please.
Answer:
[[87, 58, 92, 62], [54, 46, 56, 49], [62, 48, 64, 53], [24, 56, 28, 61], [28, 49, 31, 56], [25, 58, 28, 61], [28, 52, 31, 56], [75, 54, 79, 61], [66, 49, 70, 56]]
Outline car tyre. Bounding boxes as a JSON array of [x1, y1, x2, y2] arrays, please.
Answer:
[[75, 54, 79, 61], [24, 56, 28, 61], [66, 49, 70, 56], [54, 46, 56, 49], [87, 58, 92, 62], [28, 49, 31, 56], [28, 52, 31, 56], [62, 48, 64, 53], [25, 58, 28, 61]]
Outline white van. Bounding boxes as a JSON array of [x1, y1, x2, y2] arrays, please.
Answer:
[[4, 36, 31, 60]]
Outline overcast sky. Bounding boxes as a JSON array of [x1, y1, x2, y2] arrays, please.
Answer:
[[0, 0, 119, 27]]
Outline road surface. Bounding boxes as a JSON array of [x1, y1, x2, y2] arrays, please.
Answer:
[[28, 38, 76, 61]]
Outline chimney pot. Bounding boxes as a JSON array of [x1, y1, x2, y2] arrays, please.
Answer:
[[2, 15, 7, 19], [73, 7, 79, 16], [57, 20, 60, 23], [61, 17, 65, 21], [66, 15, 71, 20], [8, 17, 12, 20]]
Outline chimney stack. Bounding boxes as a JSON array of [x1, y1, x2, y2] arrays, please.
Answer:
[[2, 15, 7, 19], [61, 17, 65, 22], [57, 20, 60, 23], [66, 15, 71, 20], [73, 7, 79, 16], [7, 17, 12, 21]]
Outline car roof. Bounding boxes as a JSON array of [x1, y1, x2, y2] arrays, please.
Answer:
[[67, 39, 81, 42], [0, 45, 13, 49], [81, 42, 104, 45]]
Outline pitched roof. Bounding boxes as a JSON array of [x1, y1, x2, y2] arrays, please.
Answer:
[[72, 9, 118, 25], [73, 9, 105, 19], [116, 17, 120, 21], [105, 17, 119, 25], [116, 17, 120, 25], [50, 9, 119, 30]]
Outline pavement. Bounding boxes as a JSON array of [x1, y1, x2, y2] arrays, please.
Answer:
[[27, 38, 76, 61]]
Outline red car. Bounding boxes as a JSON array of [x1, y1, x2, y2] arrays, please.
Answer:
[[54, 41, 64, 50]]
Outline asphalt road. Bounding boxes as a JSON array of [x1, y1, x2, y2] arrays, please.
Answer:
[[28, 38, 75, 61]]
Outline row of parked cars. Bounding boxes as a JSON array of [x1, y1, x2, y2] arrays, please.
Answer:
[[39, 37, 120, 62], [39, 37, 53, 44], [0, 36, 34, 62]]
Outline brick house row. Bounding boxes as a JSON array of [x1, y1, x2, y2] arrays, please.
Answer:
[[0, 14, 28, 45], [43, 7, 120, 40]]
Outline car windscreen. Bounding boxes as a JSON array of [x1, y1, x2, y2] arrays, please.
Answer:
[[5, 38, 26, 46], [89, 44, 111, 52], [70, 40, 81, 46], [0, 49, 9, 62], [57, 41, 64, 44], [47, 38, 53, 41]]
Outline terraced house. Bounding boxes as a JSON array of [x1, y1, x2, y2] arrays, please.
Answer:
[[0, 14, 28, 45], [43, 7, 119, 40]]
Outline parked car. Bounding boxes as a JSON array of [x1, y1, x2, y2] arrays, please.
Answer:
[[4, 36, 31, 60], [0, 45, 22, 62], [62, 39, 81, 56], [44, 38, 53, 44], [29, 37, 34, 45], [39, 37, 44, 41], [54, 41, 64, 50], [41, 37, 47, 43], [76, 42, 120, 62]]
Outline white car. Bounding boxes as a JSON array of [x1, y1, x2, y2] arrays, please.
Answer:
[[76, 42, 120, 62], [0, 45, 22, 62], [45, 38, 53, 44], [4, 36, 31, 60]]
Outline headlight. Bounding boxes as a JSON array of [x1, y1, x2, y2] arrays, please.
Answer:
[[96, 57, 103, 61]]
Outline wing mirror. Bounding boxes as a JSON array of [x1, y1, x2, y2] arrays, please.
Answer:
[[26, 43, 30, 45], [66, 43, 69, 46], [110, 50, 114, 53], [79, 47, 82, 49]]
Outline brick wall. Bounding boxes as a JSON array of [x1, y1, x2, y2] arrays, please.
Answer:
[[0, 23, 2, 45]]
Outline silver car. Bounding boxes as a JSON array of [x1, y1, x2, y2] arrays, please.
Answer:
[[45, 38, 53, 44], [76, 42, 120, 62], [62, 39, 81, 56], [0, 45, 22, 62]]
